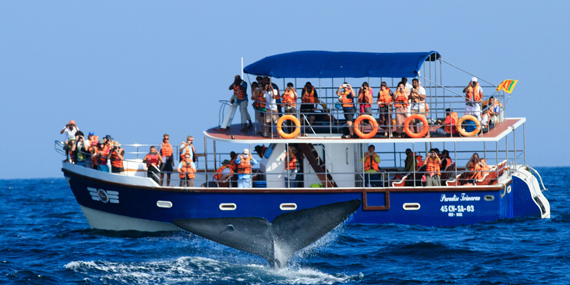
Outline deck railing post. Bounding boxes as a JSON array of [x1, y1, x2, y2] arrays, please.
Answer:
[[523, 122, 527, 165], [513, 127, 517, 167], [204, 137, 208, 186], [413, 142, 416, 188]]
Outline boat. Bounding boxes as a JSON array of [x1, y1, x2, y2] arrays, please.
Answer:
[[56, 50, 550, 232]]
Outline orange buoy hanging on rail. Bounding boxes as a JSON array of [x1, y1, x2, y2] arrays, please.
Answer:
[[404, 114, 429, 138], [276, 115, 301, 139], [354, 115, 379, 139], [456, 115, 481, 137]]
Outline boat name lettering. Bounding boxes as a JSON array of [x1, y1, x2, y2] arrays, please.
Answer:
[[440, 193, 481, 202]]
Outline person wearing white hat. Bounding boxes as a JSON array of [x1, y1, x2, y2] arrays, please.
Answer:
[[234, 148, 258, 188], [463, 77, 483, 121]]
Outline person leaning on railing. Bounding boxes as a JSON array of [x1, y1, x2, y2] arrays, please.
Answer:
[[424, 150, 442, 186], [143, 146, 162, 184], [360, 145, 381, 187], [178, 153, 196, 187], [213, 160, 233, 187], [377, 82, 393, 137]]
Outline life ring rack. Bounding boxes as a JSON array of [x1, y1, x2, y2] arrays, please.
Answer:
[[276, 115, 301, 139], [404, 114, 429, 138], [456, 115, 481, 137], [354, 115, 379, 139]]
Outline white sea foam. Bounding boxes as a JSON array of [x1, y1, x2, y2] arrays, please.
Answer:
[[64, 256, 358, 284]]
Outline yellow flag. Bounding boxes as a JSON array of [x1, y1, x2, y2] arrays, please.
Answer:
[[496, 80, 518, 93]]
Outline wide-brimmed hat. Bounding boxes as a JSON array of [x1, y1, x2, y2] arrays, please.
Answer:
[[113, 141, 121, 147], [105, 135, 113, 140], [243, 148, 249, 154]]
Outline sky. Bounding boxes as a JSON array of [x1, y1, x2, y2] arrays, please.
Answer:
[[1, 0, 569, 179]]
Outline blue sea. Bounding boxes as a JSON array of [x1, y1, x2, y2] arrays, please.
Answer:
[[1, 167, 569, 284]]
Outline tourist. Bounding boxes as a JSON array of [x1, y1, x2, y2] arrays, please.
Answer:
[[251, 82, 265, 132], [337, 82, 356, 138], [108, 141, 125, 174], [264, 82, 279, 138], [213, 160, 233, 187], [393, 82, 409, 138], [229, 151, 238, 188], [361, 145, 381, 187], [487, 96, 502, 120], [402, 77, 413, 95], [60, 120, 79, 161], [442, 108, 459, 136], [441, 150, 453, 170], [301, 82, 318, 126], [180, 136, 197, 162], [475, 158, 491, 181], [264, 77, 281, 115], [424, 150, 442, 186], [357, 82, 373, 116], [409, 79, 429, 137], [480, 109, 493, 133], [159, 134, 174, 186], [235, 148, 258, 188], [464, 153, 480, 185], [178, 153, 196, 187], [377, 82, 393, 137], [95, 139, 111, 172], [229, 75, 253, 132], [254, 145, 267, 158], [281, 82, 298, 134], [143, 146, 162, 184], [284, 146, 298, 188], [463, 77, 483, 121]]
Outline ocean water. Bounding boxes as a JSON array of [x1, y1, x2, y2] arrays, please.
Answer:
[[1, 167, 569, 284]]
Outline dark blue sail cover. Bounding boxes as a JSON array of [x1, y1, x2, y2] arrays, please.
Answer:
[[244, 51, 441, 78]]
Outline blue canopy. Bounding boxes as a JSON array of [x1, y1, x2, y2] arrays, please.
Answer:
[[244, 51, 441, 79]]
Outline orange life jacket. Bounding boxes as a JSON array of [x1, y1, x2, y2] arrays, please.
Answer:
[[90, 146, 99, 166], [358, 88, 373, 104], [98, 147, 109, 165], [237, 155, 252, 174], [340, 90, 354, 108], [179, 161, 195, 179], [393, 91, 409, 108], [466, 83, 482, 102], [145, 153, 159, 168], [161, 143, 173, 157], [110, 149, 123, 168], [284, 154, 297, 170], [475, 165, 491, 180], [444, 112, 459, 133], [213, 165, 233, 180], [302, 86, 316, 103], [377, 88, 392, 107], [233, 84, 246, 101], [281, 90, 297, 107], [255, 91, 266, 108], [180, 145, 196, 161], [442, 158, 452, 169], [364, 153, 380, 172], [425, 157, 441, 176], [415, 154, 424, 169]]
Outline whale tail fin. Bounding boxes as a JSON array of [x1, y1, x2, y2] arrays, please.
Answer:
[[174, 199, 361, 268]]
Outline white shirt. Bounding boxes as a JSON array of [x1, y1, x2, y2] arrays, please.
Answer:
[[63, 127, 78, 141], [405, 83, 413, 95], [481, 113, 489, 127], [265, 90, 278, 111]]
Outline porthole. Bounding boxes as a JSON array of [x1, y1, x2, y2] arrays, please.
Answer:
[[484, 195, 495, 201], [403, 203, 421, 210], [219, 203, 237, 211], [156, 201, 173, 208], [280, 203, 297, 211]]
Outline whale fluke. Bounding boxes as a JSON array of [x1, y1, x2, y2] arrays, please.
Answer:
[[173, 199, 361, 268]]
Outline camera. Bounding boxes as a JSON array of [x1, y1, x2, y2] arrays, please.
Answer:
[[342, 84, 348, 88]]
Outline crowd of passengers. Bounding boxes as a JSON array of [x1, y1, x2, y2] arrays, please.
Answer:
[[61, 120, 493, 189], [229, 75, 503, 138]]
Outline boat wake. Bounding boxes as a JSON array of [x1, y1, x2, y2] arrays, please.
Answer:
[[64, 256, 361, 284]]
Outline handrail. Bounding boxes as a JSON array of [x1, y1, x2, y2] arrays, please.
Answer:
[[520, 165, 548, 192]]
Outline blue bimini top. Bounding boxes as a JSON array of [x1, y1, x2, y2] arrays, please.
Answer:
[[243, 51, 441, 79]]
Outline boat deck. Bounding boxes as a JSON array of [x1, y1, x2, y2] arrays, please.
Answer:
[[204, 118, 525, 143]]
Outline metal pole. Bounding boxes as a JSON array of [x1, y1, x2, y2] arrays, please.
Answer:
[[434, 58, 438, 120], [523, 123, 527, 165], [441, 58, 445, 118], [454, 141, 457, 181], [204, 137, 208, 184], [286, 142, 289, 188], [393, 143, 397, 168], [484, 141, 486, 159], [213, 140, 217, 170], [412, 142, 416, 188], [513, 128, 517, 167]]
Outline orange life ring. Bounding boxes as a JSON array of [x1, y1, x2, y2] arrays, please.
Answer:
[[404, 114, 429, 138], [353, 115, 378, 139], [456, 115, 481, 137], [276, 115, 301, 139]]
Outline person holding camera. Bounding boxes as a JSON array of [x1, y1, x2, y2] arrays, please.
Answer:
[[281, 82, 298, 134], [424, 150, 442, 186], [462, 153, 481, 185], [263, 82, 279, 138], [301, 82, 319, 126], [60, 120, 79, 161], [235, 148, 258, 188], [107, 141, 125, 174], [358, 82, 374, 116], [409, 79, 428, 137], [392, 82, 409, 138], [143, 146, 162, 184], [159, 134, 174, 186], [93, 139, 111, 172], [180, 136, 199, 162], [377, 82, 393, 137], [463, 77, 483, 121], [361, 145, 381, 187], [337, 82, 356, 138], [73, 132, 89, 167], [178, 153, 196, 187]]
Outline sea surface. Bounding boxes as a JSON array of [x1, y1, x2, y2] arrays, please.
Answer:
[[1, 167, 569, 284]]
